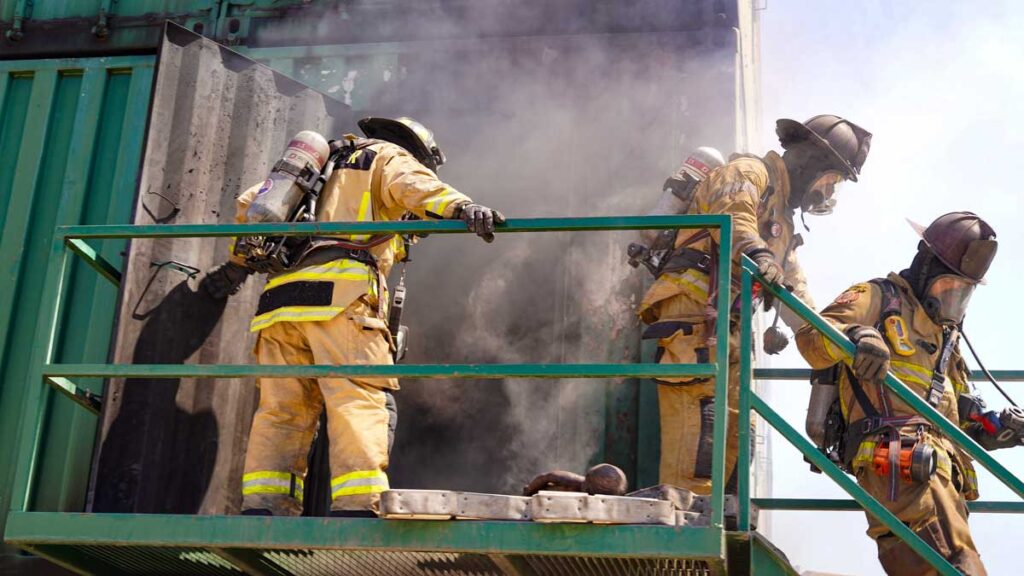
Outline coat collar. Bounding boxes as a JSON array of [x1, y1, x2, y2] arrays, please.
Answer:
[[887, 272, 941, 337]]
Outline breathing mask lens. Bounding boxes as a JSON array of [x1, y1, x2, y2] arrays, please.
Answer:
[[803, 171, 845, 215], [924, 274, 976, 325]]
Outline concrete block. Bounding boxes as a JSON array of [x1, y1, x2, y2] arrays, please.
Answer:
[[454, 492, 532, 521], [530, 491, 674, 525], [380, 490, 454, 520]]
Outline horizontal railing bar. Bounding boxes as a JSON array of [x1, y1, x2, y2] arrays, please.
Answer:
[[56, 215, 731, 239], [752, 498, 1024, 514], [42, 362, 718, 380], [755, 368, 1024, 382]]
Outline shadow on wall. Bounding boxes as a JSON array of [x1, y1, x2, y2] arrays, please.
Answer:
[[92, 280, 222, 513]]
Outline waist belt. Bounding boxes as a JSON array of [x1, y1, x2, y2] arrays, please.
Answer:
[[850, 415, 932, 436], [298, 242, 380, 271], [658, 247, 712, 276]]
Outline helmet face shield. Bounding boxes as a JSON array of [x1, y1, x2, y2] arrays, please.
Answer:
[[960, 238, 997, 281], [803, 170, 846, 215], [923, 274, 976, 325]]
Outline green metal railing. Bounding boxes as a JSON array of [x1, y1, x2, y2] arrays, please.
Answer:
[[7, 215, 747, 570], [735, 256, 1024, 576]]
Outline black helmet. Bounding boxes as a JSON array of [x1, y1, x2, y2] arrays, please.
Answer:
[[908, 212, 997, 283], [358, 116, 446, 171], [776, 115, 872, 181]]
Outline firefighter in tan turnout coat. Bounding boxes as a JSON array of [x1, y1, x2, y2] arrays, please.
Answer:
[[637, 115, 872, 494], [203, 117, 504, 517], [797, 212, 1022, 576]]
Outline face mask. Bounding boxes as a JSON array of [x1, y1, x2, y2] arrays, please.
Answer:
[[923, 274, 977, 325], [802, 171, 845, 215]]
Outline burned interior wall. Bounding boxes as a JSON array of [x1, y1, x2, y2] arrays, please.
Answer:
[[89, 23, 352, 514]]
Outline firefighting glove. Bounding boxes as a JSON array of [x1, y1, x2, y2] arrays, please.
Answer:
[[457, 203, 506, 243], [746, 248, 784, 286], [201, 261, 252, 299], [762, 326, 789, 355], [845, 324, 890, 381]]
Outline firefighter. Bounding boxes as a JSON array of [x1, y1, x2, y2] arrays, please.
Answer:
[[202, 117, 504, 517], [637, 115, 872, 494], [795, 212, 1020, 575]]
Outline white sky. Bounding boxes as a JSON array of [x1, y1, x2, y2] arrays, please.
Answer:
[[759, 2, 1024, 574]]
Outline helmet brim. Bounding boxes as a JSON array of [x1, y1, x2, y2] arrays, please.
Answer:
[[358, 117, 438, 170], [906, 217, 987, 284], [776, 118, 859, 182]]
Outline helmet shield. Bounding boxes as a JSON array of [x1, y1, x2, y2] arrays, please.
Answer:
[[923, 274, 976, 326], [960, 238, 998, 281], [908, 212, 998, 283]]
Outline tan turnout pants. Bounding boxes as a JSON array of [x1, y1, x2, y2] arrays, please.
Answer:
[[655, 317, 742, 495], [241, 300, 395, 515], [858, 462, 986, 575]]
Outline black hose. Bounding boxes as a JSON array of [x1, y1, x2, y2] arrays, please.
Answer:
[[961, 330, 1018, 408]]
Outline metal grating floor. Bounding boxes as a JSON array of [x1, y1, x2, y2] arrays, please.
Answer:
[[3, 512, 794, 575], [263, 550, 503, 576]]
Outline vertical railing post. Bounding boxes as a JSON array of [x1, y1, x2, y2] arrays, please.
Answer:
[[9, 233, 70, 512], [709, 216, 733, 529], [736, 266, 753, 530]]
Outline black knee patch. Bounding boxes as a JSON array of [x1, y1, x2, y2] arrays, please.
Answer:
[[695, 397, 716, 479]]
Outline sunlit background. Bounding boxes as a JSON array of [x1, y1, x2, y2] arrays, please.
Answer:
[[759, 2, 1024, 574]]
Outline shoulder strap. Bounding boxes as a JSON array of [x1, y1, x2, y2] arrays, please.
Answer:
[[867, 278, 901, 329], [844, 365, 881, 418]]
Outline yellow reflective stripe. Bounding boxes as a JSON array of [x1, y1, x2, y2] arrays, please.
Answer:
[[891, 360, 934, 389], [852, 440, 876, 468], [424, 188, 460, 216], [330, 470, 389, 498], [936, 449, 952, 478], [332, 484, 387, 497], [265, 259, 371, 290], [242, 471, 304, 498], [250, 306, 345, 332], [242, 485, 304, 498], [351, 190, 372, 241], [243, 471, 295, 483], [821, 336, 844, 362], [664, 269, 709, 301]]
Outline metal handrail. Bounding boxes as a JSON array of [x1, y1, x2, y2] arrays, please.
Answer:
[[9, 215, 737, 538], [737, 255, 1024, 576]]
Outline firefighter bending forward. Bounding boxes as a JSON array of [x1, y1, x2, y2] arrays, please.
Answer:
[[637, 115, 872, 494], [202, 117, 504, 517], [796, 212, 1019, 575]]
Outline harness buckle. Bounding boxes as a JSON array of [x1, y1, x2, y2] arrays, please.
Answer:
[[696, 253, 712, 271]]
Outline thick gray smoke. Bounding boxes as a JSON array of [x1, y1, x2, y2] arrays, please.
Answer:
[[262, 4, 740, 494]]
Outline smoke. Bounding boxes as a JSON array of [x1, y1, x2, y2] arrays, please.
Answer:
[[257, 3, 741, 494]]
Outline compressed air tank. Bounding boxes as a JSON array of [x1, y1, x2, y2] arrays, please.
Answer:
[[246, 130, 330, 223], [640, 146, 725, 244]]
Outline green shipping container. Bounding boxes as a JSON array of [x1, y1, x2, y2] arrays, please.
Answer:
[[0, 56, 153, 559]]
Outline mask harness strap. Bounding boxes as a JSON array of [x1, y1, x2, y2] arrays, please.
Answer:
[[961, 329, 1019, 408], [926, 328, 958, 408]]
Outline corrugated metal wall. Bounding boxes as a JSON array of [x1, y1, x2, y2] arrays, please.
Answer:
[[0, 55, 154, 552]]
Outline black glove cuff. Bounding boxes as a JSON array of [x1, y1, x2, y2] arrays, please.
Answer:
[[744, 247, 773, 260], [845, 324, 877, 343]]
